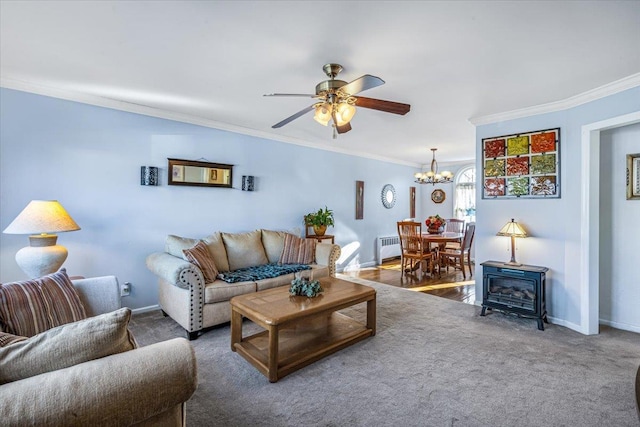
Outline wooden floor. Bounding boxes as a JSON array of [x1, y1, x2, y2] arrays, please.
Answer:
[[341, 257, 476, 305]]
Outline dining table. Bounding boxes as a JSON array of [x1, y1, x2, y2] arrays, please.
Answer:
[[407, 232, 464, 273], [421, 231, 464, 249]]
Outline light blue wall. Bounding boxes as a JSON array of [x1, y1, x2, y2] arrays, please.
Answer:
[[0, 88, 421, 309], [475, 86, 640, 332]]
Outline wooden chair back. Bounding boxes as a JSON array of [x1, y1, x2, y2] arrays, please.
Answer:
[[445, 218, 465, 234], [462, 223, 476, 252], [397, 221, 424, 254]]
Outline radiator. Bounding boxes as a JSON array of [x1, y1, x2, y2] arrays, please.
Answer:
[[376, 235, 401, 265]]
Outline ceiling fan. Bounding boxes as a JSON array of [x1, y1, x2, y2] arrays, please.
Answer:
[[264, 63, 411, 139]]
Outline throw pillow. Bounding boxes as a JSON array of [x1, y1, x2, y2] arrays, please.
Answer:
[[0, 332, 27, 347], [0, 269, 87, 337], [279, 233, 316, 265], [0, 307, 137, 385], [40, 269, 87, 327], [183, 241, 219, 283]]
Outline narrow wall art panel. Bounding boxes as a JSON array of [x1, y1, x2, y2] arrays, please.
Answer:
[[482, 128, 560, 199], [356, 180, 364, 219]]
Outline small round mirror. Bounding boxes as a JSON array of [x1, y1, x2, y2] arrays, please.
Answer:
[[381, 184, 396, 209]]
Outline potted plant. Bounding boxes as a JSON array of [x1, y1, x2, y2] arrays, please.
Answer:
[[304, 206, 335, 236]]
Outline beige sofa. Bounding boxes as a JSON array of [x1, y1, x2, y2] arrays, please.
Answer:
[[146, 229, 341, 339], [0, 275, 197, 426]]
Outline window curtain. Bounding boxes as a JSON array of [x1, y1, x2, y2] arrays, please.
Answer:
[[454, 183, 476, 221]]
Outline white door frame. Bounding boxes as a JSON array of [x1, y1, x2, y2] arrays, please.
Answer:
[[580, 111, 640, 334]]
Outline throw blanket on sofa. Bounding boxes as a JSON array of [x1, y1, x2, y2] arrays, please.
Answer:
[[217, 263, 312, 284]]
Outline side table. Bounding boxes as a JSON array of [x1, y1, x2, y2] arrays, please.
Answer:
[[306, 234, 335, 244]]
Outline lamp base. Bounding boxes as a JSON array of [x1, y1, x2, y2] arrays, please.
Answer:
[[15, 234, 68, 278], [504, 261, 523, 266]]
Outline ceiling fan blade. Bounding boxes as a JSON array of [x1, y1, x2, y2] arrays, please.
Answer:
[[271, 105, 315, 128], [354, 96, 411, 115], [339, 74, 385, 96], [336, 122, 352, 134], [264, 93, 319, 98]]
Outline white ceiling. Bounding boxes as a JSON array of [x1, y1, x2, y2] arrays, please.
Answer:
[[1, 1, 639, 166]]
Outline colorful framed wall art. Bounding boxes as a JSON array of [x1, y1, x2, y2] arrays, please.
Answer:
[[482, 127, 560, 199]]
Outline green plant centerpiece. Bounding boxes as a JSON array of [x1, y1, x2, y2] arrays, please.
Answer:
[[289, 277, 323, 298], [304, 206, 335, 236]]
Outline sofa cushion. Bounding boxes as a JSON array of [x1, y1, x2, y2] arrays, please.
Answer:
[[165, 234, 199, 258], [255, 273, 296, 292], [203, 232, 230, 272], [279, 233, 316, 264], [261, 229, 288, 264], [0, 269, 87, 337], [183, 241, 219, 283], [0, 307, 136, 384], [222, 230, 268, 271], [204, 280, 256, 304]]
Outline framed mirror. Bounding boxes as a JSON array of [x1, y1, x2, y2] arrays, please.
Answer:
[[168, 158, 233, 188], [381, 184, 396, 209]]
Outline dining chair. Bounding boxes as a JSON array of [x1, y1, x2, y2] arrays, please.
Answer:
[[443, 218, 466, 250], [445, 218, 465, 233], [438, 223, 475, 279], [397, 221, 436, 278]]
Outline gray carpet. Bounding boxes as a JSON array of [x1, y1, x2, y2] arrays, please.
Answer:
[[129, 275, 640, 427]]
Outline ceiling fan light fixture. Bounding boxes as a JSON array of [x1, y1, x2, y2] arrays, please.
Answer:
[[335, 102, 356, 125], [313, 103, 332, 126]]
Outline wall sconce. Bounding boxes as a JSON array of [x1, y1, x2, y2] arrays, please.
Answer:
[[141, 166, 159, 186], [242, 175, 254, 191]]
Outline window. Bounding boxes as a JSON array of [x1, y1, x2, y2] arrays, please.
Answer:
[[454, 165, 476, 223]]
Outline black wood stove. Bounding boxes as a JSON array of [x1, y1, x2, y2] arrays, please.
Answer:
[[480, 261, 549, 330]]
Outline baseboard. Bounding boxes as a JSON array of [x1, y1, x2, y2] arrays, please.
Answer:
[[599, 318, 640, 334], [130, 304, 161, 315], [337, 260, 377, 273]]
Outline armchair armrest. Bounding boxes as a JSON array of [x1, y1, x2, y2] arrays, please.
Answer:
[[315, 243, 341, 277], [72, 275, 121, 317], [146, 252, 203, 290], [0, 338, 197, 427]]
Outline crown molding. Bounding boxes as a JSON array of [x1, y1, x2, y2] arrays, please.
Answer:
[[469, 73, 640, 126], [0, 77, 420, 168]]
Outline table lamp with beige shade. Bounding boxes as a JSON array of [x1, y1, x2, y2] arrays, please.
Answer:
[[3, 200, 80, 278], [496, 218, 528, 266]]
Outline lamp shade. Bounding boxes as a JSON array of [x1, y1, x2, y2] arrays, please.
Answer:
[[313, 103, 332, 126], [496, 218, 527, 265], [3, 200, 80, 235], [496, 219, 527, 238]]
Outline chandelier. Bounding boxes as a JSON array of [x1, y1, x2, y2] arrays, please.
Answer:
[[414, 148, 453, 185]]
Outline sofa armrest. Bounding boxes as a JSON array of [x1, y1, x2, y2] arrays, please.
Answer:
[[146, 252, 204, 290], [72, 275, 121, 317], [315, 243, 341, 277], [0, 338, 197, 427]]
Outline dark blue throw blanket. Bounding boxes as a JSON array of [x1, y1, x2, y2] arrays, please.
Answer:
[[217, 263, 311, 283]]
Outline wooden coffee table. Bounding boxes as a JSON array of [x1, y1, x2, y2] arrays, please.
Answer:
[[230, 277, 376, 382]]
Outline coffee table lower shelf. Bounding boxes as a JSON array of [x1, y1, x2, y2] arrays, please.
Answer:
[[233, 312, 373, 382]]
